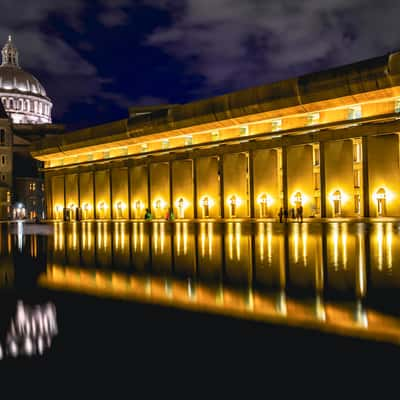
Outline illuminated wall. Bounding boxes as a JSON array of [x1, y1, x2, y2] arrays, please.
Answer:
[[51, 175, 64, 219], [130, 165, 148, 219], [79, 172, 94, 219], [253, 149, 279, 218], [368, 134, 400, 217], [287, 145, 314, 217], [196, 156, 221, 218], [172, 159, 194, 219], [111, 167, 129, 219], [94, 170, 111, 219], [65, 174, 78, 212], [223, 153, 249, 218], [150, 162, 170, 219], [324, 140, 355, 217]]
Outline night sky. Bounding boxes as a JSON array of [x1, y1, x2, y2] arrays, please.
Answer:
[[1, 0, 400, 131]]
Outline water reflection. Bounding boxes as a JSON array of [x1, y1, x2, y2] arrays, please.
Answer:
[[5, 221, 400, 345], [1, 300, 57, 359]]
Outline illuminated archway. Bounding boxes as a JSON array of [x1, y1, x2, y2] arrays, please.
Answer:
[[376, 188, 386, 217], [115, 201, 125, 219], [257, 193, 272, 218], [294, 192, 302, 208], [200, 196, 212, 218], [82, 203, 90, 220], [332, 190, 342, 217], [176, 197, 187, 219], [228, 195, 237, 218], [98, 202, 106, 219]]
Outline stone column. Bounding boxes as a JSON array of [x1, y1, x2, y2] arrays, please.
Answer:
[[319, 141, 326, 218], [362, 136, 370, 217]]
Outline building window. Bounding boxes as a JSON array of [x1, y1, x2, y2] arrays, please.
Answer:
[[1, 155, 5, 165], [41, 183, 45, 191], [307, 112, 320, 126], [271, 119, 282, 132], [184, 136, 192, 146], [29, 182, 36, 192], [1, 175, 5, 181], [348, 105, 362, 120], [211, 131, 219, 141], [239, 126, 248, 137], [354, 170, 361, 188], [395, 99, 400, 114], [314, 172, 320, 190], [0, 129, 5, 145], [6, 191, 11, 203]]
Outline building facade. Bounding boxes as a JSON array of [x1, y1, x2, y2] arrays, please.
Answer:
[[32, 51, 400, 221], [0, 36, 59, 220]]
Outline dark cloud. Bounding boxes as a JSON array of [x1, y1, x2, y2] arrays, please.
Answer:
[[145, 0, 400, 94], [0, 0, 135, 119]]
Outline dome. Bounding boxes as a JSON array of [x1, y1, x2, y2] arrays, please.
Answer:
[[0, 66, 48, 97], [0, 36, 52, 124]]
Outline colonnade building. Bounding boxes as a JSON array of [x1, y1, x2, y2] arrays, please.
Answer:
[[32, 51, 400, 221]]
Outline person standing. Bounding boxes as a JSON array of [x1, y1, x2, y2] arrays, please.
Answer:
[[298, 205, 303, 223], [284, 208, 288, 223], [278, 207, 283, 223], [144, 208, 152, 220]]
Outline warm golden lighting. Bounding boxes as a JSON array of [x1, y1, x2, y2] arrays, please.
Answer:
[[55, 205, 63, 220], [227, 195, 241, 218], [115, 201, 126, 218], [291, 191, 307, 207], [200, 196, 214, 218], [153, 198, 166, 219], [257, 193, 273, 218], [176, 197, 188, 219]]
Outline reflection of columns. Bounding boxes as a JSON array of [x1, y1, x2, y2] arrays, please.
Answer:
[[362, 136, 370, 217], [355, 224, 366, 299], [281, 146, 288, 211], [319, 141, 326, 218]]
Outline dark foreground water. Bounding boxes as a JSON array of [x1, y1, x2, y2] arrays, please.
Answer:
[[2, 221, 400, 388]]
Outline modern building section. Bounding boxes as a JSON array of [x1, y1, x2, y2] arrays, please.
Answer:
[[32, 51, 400, 220], [0, 36, 53, 124]]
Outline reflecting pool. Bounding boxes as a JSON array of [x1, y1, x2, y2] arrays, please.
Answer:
[[2, 220, 400, 356], [2, 220, 400, 364]]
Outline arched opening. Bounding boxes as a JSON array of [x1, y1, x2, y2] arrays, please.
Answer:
[[154, 199, 164, 219], [68, 204, 77, 221], [82, 203, 90, 220], [200, 196, 211, 218], [55, 205, 63, 220], [294, 192, 302, 208], [115, 201, 125, 219], [228, 195, 237, 218], [258, 193, 272, 218], [177, 197, 185, 219], [98, 202, 106, 219], [332, 190, 342, 217], [376, 188, 386, 217], [134, 200, 142, 219]]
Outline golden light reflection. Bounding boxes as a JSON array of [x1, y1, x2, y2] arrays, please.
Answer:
[[200, 222, 213, 259], [200, 196, 214, 218], [176, 222, 188, 256], [38, 262, 400, 346], [227, 222, 242, 260]]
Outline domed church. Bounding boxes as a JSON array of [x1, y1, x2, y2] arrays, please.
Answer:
[[0, 36, 53, 124], [0, 36, 63, 220]]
